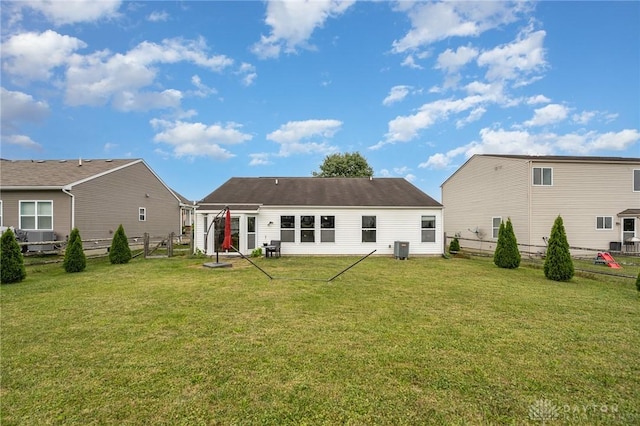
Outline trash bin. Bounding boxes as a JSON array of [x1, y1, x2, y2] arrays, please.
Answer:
[[394, 241, 409, 260], [609, 241, 622, 252]]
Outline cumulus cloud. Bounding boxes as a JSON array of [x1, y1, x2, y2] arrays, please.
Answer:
[[150, 119, 252, 160], [436, 45, 478, 74], [17, 0, 121, 25], [383, 85, 412, 106], [523, 103, 569, 127], [267, 119, 342, 157], [1, 30, 86, 82], [65, 37, 233, 110], [249, 153, 273, 166], [392, 1, 530, 53], [0, 87, 49, 151], [148, 10, 169, 22], [419, 127, 640, 170], [237, 63, 257, 86], [252, 0, 355, 59]]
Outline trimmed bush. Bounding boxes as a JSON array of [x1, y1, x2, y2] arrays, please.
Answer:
[[544, 215, 574, 281], [109, 224, 132, 264], [63, 227, 86, 273], [494, 218, 521, 269], [636, 272, 640, 293], [449, 237, 461, 253], [1, 228, 27, 284]]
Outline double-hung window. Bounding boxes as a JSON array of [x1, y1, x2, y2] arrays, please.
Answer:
[[492, 217, 502, 239], [280, 216, 295, 242], [421, 215, 436, 242], [362, 216, 376, 242], [300, 215, 315, 242], [596, 216, 613, 230], [139, 207, 147, 221], [321, 215, 335, 242], [532, 167, 552, 186], [20, 201, 53, 230], [634, 169, 640, 192]]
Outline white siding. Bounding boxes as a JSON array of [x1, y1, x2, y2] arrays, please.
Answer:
[[195, 207, 443, 256]]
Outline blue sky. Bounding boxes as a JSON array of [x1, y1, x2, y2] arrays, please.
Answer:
[[1, 1, 639, 202]]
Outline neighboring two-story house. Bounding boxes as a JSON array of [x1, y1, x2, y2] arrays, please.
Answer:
[[0, 158, 189, 246], [441, 155, 640, 255], [195, 177, 444, 257]]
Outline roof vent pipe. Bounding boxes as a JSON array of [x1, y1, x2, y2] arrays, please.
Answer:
[[275, 178, 278, 185], [78, 157, 82, 167]]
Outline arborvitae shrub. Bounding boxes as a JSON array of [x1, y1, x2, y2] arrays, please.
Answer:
[[494, 218, 521, 269], [449, 237, 461, 253], [63, 227, 86, 273], [1, 228, 27, 284], [636, 271, 640, 293], [109, 224, 132, 264], [544, 215, 574, 281]]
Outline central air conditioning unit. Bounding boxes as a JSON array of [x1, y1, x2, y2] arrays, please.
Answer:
[[26, 230, 56, 251]]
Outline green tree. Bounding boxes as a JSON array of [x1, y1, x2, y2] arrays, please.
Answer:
[[109, 224, 132, 264], [1, 228, 27, 284], [449, 236, 460, 253], [636, 271, 640, 293], [313, 152, 374, 177], [63, 227, 86, 273], [494, 218, 521, 269], [544, 215, 574, 281]]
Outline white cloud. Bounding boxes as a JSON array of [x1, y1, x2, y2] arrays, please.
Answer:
[[148, 10, 169, 22], [18, 0, 121, 25], [477, 26, 547, 84], [572, 110, 597, 125], [455, 106, 486, 128], [383, 85, 412, 106], [1, 30, 86, 82], [65, 37, 233, 110], [524, 104, 569, 127], [190, 75, 217, 98], [556, 129, 640, 154], [267, 119, 342, 157], [150, 119, 252, 160], [2, 134, 43, 150], [237, 63, 257, 86], [436, 45, 478, 74], [252, 0, 355, 59], [392, 1, 530, 53], [249, 153, 273, 166], [401, 55, 423, 69], [526, 94, 551, 105], [0, 87, 50, 129]]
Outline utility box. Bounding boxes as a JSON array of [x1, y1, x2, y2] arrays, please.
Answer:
[[394, 241, 409, 260], [26, 230, 55, 251]]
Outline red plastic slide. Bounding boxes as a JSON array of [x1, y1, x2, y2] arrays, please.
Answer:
[[597, 252, 621, 269]]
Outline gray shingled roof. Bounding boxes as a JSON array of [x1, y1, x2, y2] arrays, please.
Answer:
[[199, 177, 442, 207], [481, 154, 640, 162], [0, 158, 140, 187]]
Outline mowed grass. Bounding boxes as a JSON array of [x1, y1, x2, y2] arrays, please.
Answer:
[[1, 255, 639, 425]]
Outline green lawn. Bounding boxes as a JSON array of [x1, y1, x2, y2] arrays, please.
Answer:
[[2, 255, 639, 425]]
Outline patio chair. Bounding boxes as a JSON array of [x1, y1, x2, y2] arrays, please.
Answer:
[[265, 240, 281, 258]]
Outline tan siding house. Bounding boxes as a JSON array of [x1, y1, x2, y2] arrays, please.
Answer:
[[441, 155, 640, 256], [0, 159, 188, 246]]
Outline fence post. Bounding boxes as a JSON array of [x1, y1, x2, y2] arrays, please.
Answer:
[[144, 233, 149, 258], [168, 232, 174, 257]]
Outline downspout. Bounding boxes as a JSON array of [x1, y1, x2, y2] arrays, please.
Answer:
[[527, 160, 532, 250], [62, 186, 75, 230]]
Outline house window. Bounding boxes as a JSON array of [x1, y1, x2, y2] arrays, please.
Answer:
[[20, 201, 53, 230], [0, 200, 3, 226], [421, 215, 436, 242], [362, 215, 376, 243], [532, 167, 552, 186], [300, 215, 315, 243], [634, 169, 640, 192], [280, 215, 295, 243], [596, 216, 613, 230], [492, 217, 502, 239], [247, 216, 256, 250], [321, 215, 335, 243], [139, 207, 146, 221]]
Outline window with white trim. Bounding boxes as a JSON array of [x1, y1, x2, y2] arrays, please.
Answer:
[[300, 215, 315, 243], [421, 215, 436, 242], [321, 215, 335, 243], [20, 201, 53, 230], [596, 216, 613, 230], [532, 167, 552, 186], [634, 169, 640, 192], [280, 216, 295, 242], [139, 207, 146, 221], [0, 200, 3, 227], [492, 217, 502, 239], [362, 216, 376, 242]]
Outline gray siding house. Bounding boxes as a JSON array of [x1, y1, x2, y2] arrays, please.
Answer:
[[0, 158, 188, 244], [441, 154, 640, 255], [195, 177, 444, 256]]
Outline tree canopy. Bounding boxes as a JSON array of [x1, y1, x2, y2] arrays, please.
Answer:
[[313, 152, 373, 178]]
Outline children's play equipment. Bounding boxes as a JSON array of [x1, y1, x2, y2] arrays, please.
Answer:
[[594, 252, 621, 269]]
